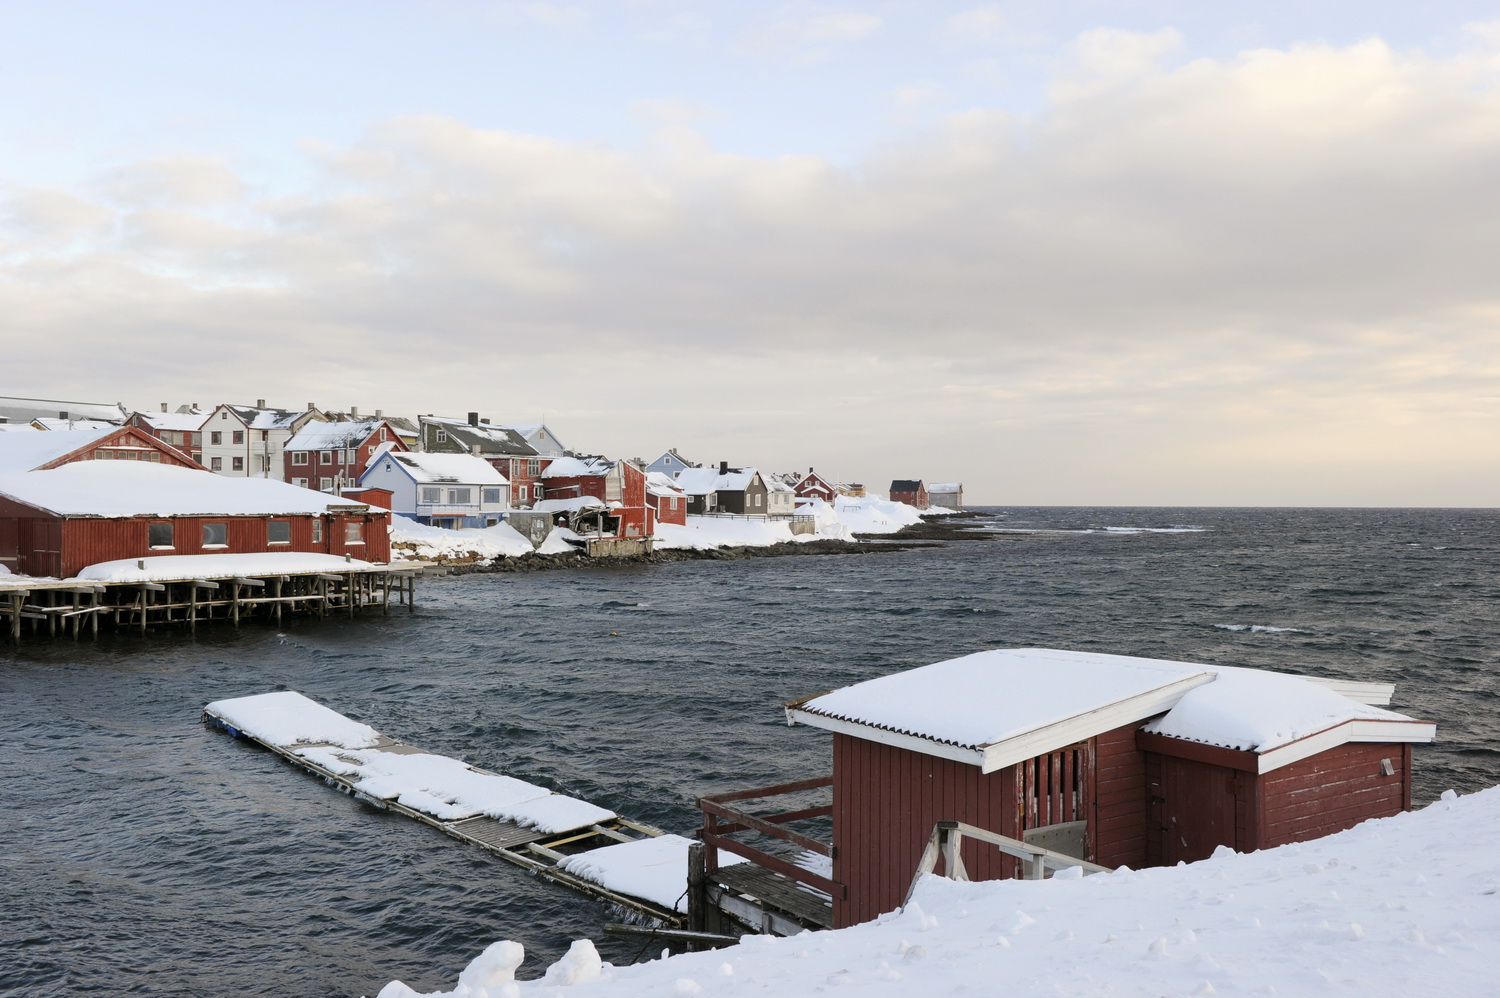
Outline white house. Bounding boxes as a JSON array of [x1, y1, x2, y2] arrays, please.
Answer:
[[199, 402, 326, 479], [361, 451, 510, 528]]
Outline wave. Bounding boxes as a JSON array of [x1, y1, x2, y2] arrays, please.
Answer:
[[1103, 526, 1208, 534], [1214, 624, 1304, 634]]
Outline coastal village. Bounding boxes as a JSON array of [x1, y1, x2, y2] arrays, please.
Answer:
[[0, 393, 965, 592]]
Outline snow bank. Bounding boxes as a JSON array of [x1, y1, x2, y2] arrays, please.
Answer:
[[377, 786, 1500, 997], [831, 494, 925, 534], [389, 515, 535, 562], [654, 516, 804, 551], [207, 690, 380, 749]]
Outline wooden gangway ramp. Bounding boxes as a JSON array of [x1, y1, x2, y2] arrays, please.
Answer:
[[204, 691, 683, 927]]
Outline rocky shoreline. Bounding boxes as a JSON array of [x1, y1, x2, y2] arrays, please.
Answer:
[[414, 511, 999, 575]]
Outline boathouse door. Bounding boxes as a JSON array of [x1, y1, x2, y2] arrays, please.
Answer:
[[1017, 741, 1092, 862], [0, 517, 17, 572], [1157, 759, 1239, 864]]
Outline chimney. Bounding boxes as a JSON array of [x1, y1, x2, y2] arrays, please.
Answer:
[[351, 406, 358, 416], [257, 399, 266, 408], [375, 409, 383, 418], [471, 442, 481, 455], [468, 412, 480, 426], [719, 460, 729, 475], [160, 403, 168, 413], [809, 466, 814, 473], [59, 410, 68, 420], [307, 402, 315, 411], [480, 418, 490, 424]]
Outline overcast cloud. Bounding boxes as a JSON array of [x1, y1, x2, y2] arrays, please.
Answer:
[[2, 17, 1498, 505]]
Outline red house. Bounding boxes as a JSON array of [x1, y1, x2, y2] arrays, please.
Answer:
[[645, 472, 688, 526], [794, 469, 838, 503], [0, 461, 389, 578], [539, 457, 655, 538], [704, 648, 1435, 931], [889, 479, 928, 509], [284, 419, 407, 492], [127, 409, 207, 464]]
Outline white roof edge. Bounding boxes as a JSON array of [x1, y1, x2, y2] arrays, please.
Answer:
[[1300, 677, 1396, 706], [1255, 718, 1438, 774], [978, 671, 1217, 774], [784, 707, 986, 769]]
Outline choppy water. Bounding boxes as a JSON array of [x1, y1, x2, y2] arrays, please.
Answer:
[[3, 506, 1497, 997]]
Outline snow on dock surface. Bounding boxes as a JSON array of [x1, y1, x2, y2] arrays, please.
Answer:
[[207, 691, 615, 833], [377, 785, 1500, 998], [559, 834, 747, 914]]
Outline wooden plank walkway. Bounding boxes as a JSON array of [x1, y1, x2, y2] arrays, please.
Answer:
[[203, 705, 682, 927], [713, 863, 833, 930]]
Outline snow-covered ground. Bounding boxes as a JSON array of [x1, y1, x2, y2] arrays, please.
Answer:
[[374, 786, 1500, 997], [390, 495, 933, 563]]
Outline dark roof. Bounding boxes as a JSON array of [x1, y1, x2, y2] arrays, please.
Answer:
[[423, 416, 538, 457], [890, 480, 925, 492]]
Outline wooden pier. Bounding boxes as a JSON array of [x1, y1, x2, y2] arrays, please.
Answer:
[[2, 565, 418, 642], [204, 696, 683, 927]]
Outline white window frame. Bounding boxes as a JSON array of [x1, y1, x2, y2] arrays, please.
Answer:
[[202, 522, 228, 548], [421, 486, 442, 504], [292, 452, 308, 466], [319, 450, 334, 464]]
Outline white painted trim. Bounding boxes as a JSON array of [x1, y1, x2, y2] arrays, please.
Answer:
[[784, 708, 985, 768], [978, 672, 1216, 773], [1298, 677, 1396, 706], [1255, 718, 1437, 774]]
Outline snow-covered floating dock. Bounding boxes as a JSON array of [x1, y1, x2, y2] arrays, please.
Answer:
[[203, 691, 699, 925]]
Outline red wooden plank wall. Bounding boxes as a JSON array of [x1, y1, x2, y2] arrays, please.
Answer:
[[833, 733, 1017, 928], [1254, 741, 1409, 850], [1092, 722, 1151, 869]]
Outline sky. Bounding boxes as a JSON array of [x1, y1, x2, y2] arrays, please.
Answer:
[[2, 1, 1498, 506]]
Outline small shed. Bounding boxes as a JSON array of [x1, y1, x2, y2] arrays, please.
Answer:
[[927, 482, 963, 510], [645, 472, 688, 526], [794, 469, 838, 504], [888, 480, 928, 508], [783, 648, 1435, 928]]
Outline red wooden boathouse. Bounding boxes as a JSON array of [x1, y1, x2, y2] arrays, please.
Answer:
[[0, 460, 389, 578], [701, 648, 1435, 932]]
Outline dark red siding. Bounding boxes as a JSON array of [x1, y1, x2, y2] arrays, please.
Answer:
[[1256, 741, 1410, 850], [1091, 722, 1151, 869], [833, 734, 1019, 928]]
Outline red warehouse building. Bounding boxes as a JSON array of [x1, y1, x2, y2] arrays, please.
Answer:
[[0, 425, 204, 473], [540, 457, 655, 539], [888, 479, 928, 509], [702, 648, 1434, 931], [0, 461, 389, 578]]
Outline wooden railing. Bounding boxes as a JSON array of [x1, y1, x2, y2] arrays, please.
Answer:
[[905, 820, 1113, 905], [697, 775, 845, 900]]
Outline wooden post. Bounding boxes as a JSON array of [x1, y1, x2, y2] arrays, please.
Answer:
[[9, 593, 20, 643], [139, 586, 147, 635], [274, 577, 283, 627], [189, 585, 197, 633], [347, 573, 355, 619], [687, 841, 707, 937], [231, 581, 240, 627]]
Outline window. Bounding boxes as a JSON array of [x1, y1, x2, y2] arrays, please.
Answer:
[[232, 430, 244, 445], [211, 457, 223, 471], [267, 520, 291, 544], [435, 429, 447, 444], [202, 522, 228, 547], [319, 478, 333, 490], [344, 449, 356, 464], [210, 431, 222, 445], [517, 484, 529, 501], [292, 452, 308, 466], [312, 519, 323, 543], [148, 522, 174, 548], [379, 428, 387, 441], [232, 456, 244, 471], [145, 452, 160, 462], [345, 521, 364, 544], [260, 430, 268, 441], [481, 488, 502, 504], [447, 487, 471, 504], [421, 486, 442, 503], [319, 450, 333, 464], [220, 411, 227, 420], [293, 477, 308, 488], [532, 484, 543, 500]]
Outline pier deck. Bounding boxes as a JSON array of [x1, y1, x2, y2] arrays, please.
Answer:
[[204, 692, 682, 927]]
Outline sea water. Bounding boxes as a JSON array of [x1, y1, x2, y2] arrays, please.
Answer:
[[2, 506, 1496, 996]]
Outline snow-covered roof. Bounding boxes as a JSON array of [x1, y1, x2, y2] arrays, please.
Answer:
[[378, 452, 508, 485], [764, 473, 794, 493], [286, 419, 387, 451], [31, 417, 119, 431], [672, 467, 720, 495], [0, 427, 117, 473], [929, 482, 962, 491], [0, 395, 128, 424], [541, 456, 598, 479], [424, 416, 537, 456], [135, 411, 208, 432], [645, 471, 685, 497], [787, 648, 1433, 775], [715, 467, 761, 491], [532, 496, 607, 513], [78, 551, 381, 583], [0, 461, 375, 517], [223, 404, 315, 431]]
